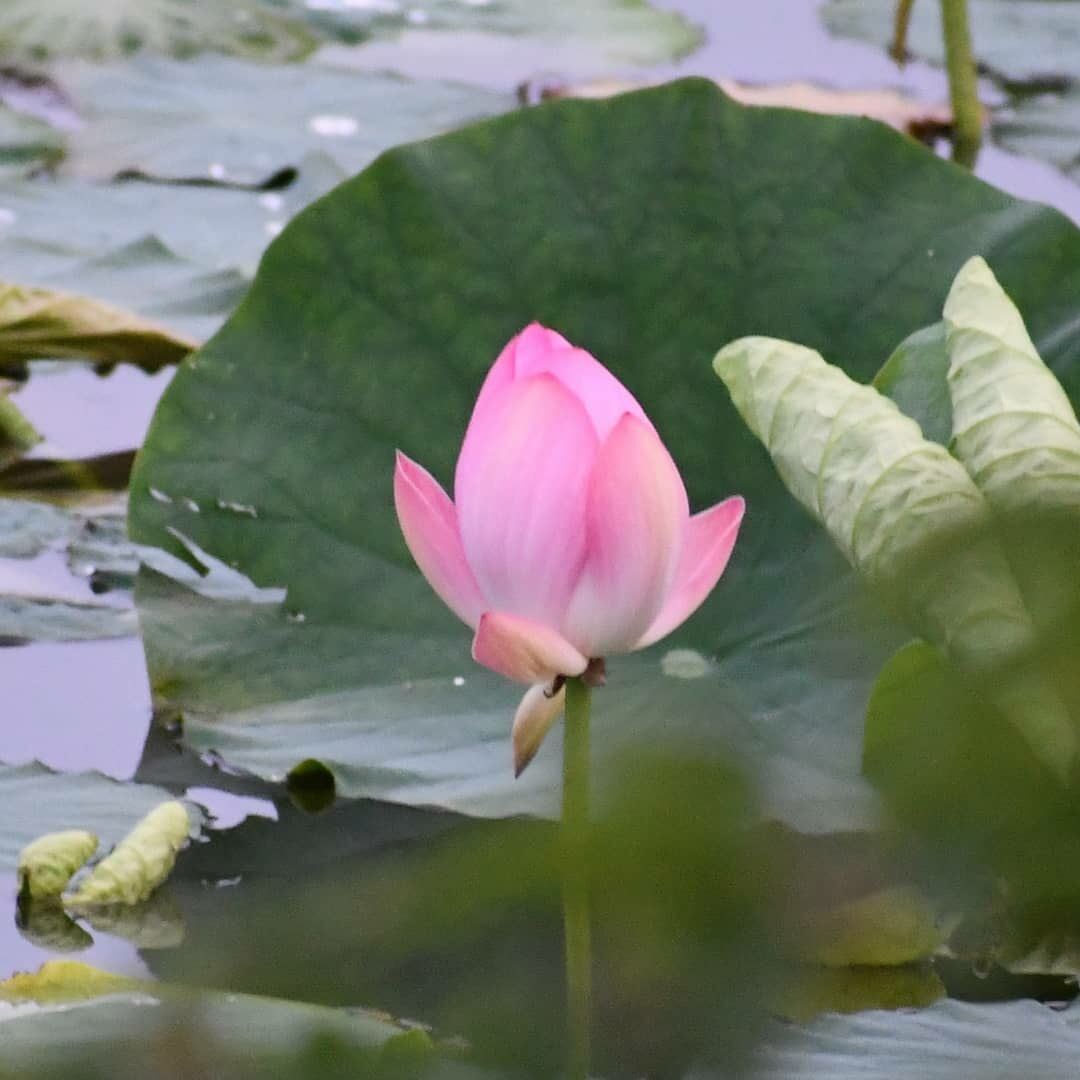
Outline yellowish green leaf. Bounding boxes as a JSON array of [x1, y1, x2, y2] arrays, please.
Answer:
[[16, 829, 98, 900], [64, 801, 192, 907], [0, 959, 142, 1003]]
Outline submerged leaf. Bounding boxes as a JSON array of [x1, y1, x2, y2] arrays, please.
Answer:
[[16, 829, 98, 899], [0, 280, 196, 369], [64, 800, 193, 907], [944, 256, 1080, 515]]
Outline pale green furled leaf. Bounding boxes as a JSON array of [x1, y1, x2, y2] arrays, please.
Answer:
[[0, 280, 196, 369], [16, 830, 97, 900], [64, 801, 195, 907], [714, 336, 1075, 774], [944, 255, 1080, 515], [713, 337, 987, 582]]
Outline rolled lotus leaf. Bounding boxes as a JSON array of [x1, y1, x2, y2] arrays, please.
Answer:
[[64, 800, 193, 907], [714, 336, 1076, 775], [944, 257, 1080, 515], [16, 829, 98, 899]]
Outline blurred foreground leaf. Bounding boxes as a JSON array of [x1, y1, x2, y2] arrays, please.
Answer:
[[0, 961, 432, 1080]]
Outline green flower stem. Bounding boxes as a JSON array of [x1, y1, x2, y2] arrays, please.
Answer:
[[562, 675, 592, 1080], [940, 0, 981, 168]]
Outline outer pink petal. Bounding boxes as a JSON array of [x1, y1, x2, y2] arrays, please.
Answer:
[[472, 612, 588, 684], [562, 414, 689, 657], [393, 451, 486, 628], [455, 374, 598, 627], [636, 496, 745, 648]]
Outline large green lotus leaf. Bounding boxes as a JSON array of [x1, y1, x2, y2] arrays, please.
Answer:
[[315, 0, 700, 87], [822, 0, 1080, 83], [129, 80, 1080, 824], [750, 998, 1080, 1080]]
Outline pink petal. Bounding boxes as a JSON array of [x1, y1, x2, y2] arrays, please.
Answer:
[[637, 496, 745, 648], [470, 323, 653, 443], [455, 374, 598, 627], [562, 414, 689, 657], [472, 611, 588, 684], [515, 342, 654, 442], [393, 451, 486, 628], [512, 681, 565, 776], [468, 323, 574, 432]]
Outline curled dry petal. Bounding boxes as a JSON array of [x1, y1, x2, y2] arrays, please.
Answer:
[[512, 681, 566, 776], [472, 611, 589, 684]]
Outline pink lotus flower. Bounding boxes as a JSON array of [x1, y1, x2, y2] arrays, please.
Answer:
[[394, 324, 744, 771]]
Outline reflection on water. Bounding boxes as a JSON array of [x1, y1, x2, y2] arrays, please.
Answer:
[[0, 638, 150, 779]]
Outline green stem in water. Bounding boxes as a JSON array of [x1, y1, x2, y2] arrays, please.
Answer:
[[940, 0, 981, 168], [562, 675, 592, 1080]]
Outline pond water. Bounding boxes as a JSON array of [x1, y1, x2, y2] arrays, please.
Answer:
[[3, 0, 1080, 1047]]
